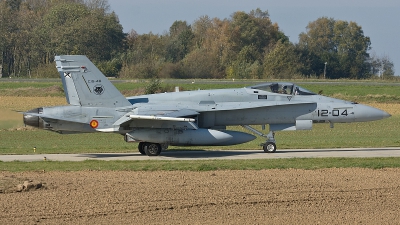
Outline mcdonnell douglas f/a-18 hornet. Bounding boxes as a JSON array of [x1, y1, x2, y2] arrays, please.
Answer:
[[23, 55, 391, 156]]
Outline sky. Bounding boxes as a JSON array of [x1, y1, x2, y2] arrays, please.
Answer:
[[107, 0, 400, 75]]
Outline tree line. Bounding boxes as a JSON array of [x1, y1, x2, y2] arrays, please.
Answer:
[[0, 0, 395, 79]]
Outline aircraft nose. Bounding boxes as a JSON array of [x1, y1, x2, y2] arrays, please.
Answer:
[[354, 104, 391, 122]]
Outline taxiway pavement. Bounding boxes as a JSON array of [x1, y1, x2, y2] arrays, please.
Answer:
[[1, 147, 399, 162]]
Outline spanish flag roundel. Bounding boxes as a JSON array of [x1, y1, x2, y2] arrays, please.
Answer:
[[90, 120, 99, 129]]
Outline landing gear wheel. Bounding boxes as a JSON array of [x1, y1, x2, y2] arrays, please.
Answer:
[[138, 142, 146, 155], [144, 143, 162, 156], [263, 142, 277, 153]]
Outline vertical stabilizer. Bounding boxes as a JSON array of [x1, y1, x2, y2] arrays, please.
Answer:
[[55, 55, 131, 108]]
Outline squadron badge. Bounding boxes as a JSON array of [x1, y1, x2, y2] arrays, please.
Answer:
[[93, 84, 105, 95]]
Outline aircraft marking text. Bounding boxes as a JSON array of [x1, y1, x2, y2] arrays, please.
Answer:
[[88, 80, 102, 83], [317, 109, 349, 117]]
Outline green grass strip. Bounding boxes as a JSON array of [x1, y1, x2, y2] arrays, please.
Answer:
[[1, 157, 399, 172]]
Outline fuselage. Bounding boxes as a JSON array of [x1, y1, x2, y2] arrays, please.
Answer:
[[128, 85, 389, 127], [24, 82, 390, 135]]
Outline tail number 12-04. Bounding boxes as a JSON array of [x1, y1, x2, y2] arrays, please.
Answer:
[[317, 109, 348, 117]]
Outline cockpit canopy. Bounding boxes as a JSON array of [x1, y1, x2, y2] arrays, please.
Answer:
[[249, 82, 316, 95]]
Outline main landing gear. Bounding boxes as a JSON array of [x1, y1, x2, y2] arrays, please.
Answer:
[[241, 125, 277, 153], [138, 142, 168, 156]]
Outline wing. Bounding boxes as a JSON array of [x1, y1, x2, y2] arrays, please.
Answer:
[[104, 101, 315, 132], [106, 108, 200, 132]]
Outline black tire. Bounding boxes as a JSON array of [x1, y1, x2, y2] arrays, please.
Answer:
[[263, 142, 277, 153], [144, 143, 162, 156], [138, 142, 146, 155]]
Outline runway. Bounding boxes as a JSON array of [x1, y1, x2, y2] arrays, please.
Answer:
[[1, 147, 400, 162]]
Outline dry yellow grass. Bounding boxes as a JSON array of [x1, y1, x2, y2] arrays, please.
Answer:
[[0, 96, 66, 111], [0, 97, 67, 129], [367, 102, 400, 116]]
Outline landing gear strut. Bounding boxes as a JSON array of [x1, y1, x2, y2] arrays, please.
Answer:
[[262, 131, 277, 153], [241, 125, 277, 153]]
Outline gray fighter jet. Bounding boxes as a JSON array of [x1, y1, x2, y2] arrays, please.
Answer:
[[23, 55, 391, 156]]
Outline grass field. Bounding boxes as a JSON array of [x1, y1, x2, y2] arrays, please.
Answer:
[[0, 80, 399, 171], [1, 157, 400, 172], [0, 115, 399, 155]]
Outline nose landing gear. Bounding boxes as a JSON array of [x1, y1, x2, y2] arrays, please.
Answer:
[[241, 125, 277, 153]]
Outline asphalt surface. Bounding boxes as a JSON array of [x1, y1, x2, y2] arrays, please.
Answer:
[[1, 147, 399, 162]]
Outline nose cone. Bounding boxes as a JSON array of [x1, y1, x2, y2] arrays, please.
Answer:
[[354, 104, 391, 122]]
